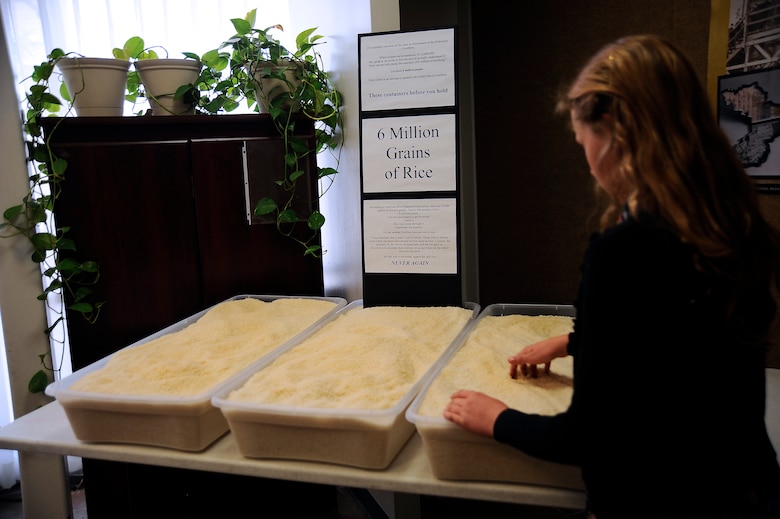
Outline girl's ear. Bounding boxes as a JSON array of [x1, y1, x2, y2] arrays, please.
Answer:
[[595, 112, 616, 136]]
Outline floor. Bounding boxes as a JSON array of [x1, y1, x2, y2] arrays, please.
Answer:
[[0, 471, 87, 519]]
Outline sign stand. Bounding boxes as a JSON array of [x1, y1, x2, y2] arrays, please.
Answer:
[[358, 27, 461, 306]]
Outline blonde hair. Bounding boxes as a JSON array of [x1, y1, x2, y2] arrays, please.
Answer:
[[560, 34, 780, 343]]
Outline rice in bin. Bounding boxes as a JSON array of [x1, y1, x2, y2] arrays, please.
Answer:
[[71, 297, 339, 396], [407, 309, 585, 489], [416, 314, 575, 417], [227, 305, 474, 409], [52, 296, 343, 451], [216, 303, 475, 469]]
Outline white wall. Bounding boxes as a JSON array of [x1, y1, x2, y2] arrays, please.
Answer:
[[289, 0, 399, 303]]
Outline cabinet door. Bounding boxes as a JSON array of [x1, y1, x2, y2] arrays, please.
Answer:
[[52, 141, 203, 369], [190, 139, 324, 305]]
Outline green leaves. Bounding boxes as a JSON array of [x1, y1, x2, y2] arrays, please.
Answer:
[[113, 36, 141, 60], [30, 232, 57, 258], [254, 197, 278, 216], [294, 28, 322, 58], [2, 204, 24, 223], [112, 36, 159, 61], [216, 10, 342, 257], [28, 369, 48, 394], [8, 44, 107, 395], [199, 49, 228, 71], [307, 210, 325, 231], [278, 209, 297, 224], [318, 166, 338, 179], [231, 17, 253, 36], [125, 70, 142, 103], [31, 62, 53, 83]]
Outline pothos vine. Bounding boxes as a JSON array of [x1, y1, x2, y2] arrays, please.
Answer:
[[1, 48, 104, 393]]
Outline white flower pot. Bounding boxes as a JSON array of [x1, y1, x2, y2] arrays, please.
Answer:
[[57, 57, 131, 116], [249, 60, 301, 113], [135, 59, 201, 116]]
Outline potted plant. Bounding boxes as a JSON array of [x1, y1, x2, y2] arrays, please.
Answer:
[[136, 58, 205, 115], [115, 37, 233, 116], [213, 9, 343, 257], [55, 54, 130, 116]]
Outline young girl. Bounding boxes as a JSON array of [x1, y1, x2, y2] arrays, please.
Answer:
[[444, 35, 780, 518]]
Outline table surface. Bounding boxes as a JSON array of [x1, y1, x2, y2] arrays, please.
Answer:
[[2, 369, 778, 511]]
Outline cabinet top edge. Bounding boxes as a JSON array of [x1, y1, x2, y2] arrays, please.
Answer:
[[39, 114, 315, 143]]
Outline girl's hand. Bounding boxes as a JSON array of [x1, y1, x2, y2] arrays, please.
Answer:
[[508, 334, 569, 379], [443, 389, 508, 438]]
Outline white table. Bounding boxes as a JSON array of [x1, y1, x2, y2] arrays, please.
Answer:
[[2, 369, 778, 516]]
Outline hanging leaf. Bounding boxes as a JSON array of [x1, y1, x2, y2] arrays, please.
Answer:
[[30, 232, 57, 251], [307, 211, 325, 231], [113, 36, 145, 60], [51, 157, 68, 176], [28, 370, 48, 394], [2, 205, 23, 221], [78, 261, 99, 273], [304, 244, 322, 256], [318, 167, 338, 179], [69, 302, 94, 313], [254, 197, 277, 216], [278, 209, 297, 223]]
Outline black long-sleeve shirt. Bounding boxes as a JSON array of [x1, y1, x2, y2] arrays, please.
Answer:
[[493, 213, 780, 518]]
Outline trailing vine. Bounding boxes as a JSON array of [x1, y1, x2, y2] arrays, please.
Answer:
[[214, 9, 343, 256], [1, 48, 105, 393]]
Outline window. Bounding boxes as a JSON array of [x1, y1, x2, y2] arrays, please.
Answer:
[[2, 0, 293, 114]]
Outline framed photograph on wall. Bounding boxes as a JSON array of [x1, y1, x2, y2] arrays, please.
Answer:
[[718, 65, 780, 179]]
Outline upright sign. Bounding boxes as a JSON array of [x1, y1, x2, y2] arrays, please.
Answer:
[[358, 27, 460, 306], [360, 28, 456, 111], [361, 113, 457, 194]]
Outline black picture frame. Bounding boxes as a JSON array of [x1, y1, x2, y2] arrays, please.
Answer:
[[717, 65, 780, 179]]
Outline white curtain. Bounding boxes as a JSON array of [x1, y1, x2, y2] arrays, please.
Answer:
[[1, 0, 294, 113], [0, 311, 16, 489], [0, 0, 293, 488]]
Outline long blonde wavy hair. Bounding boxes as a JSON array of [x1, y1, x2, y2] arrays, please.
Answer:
[[560, 34, 780, 344]]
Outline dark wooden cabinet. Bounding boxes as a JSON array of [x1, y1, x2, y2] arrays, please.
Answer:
[[43, 114, 331, 517], [44, 114, 325, 370]]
